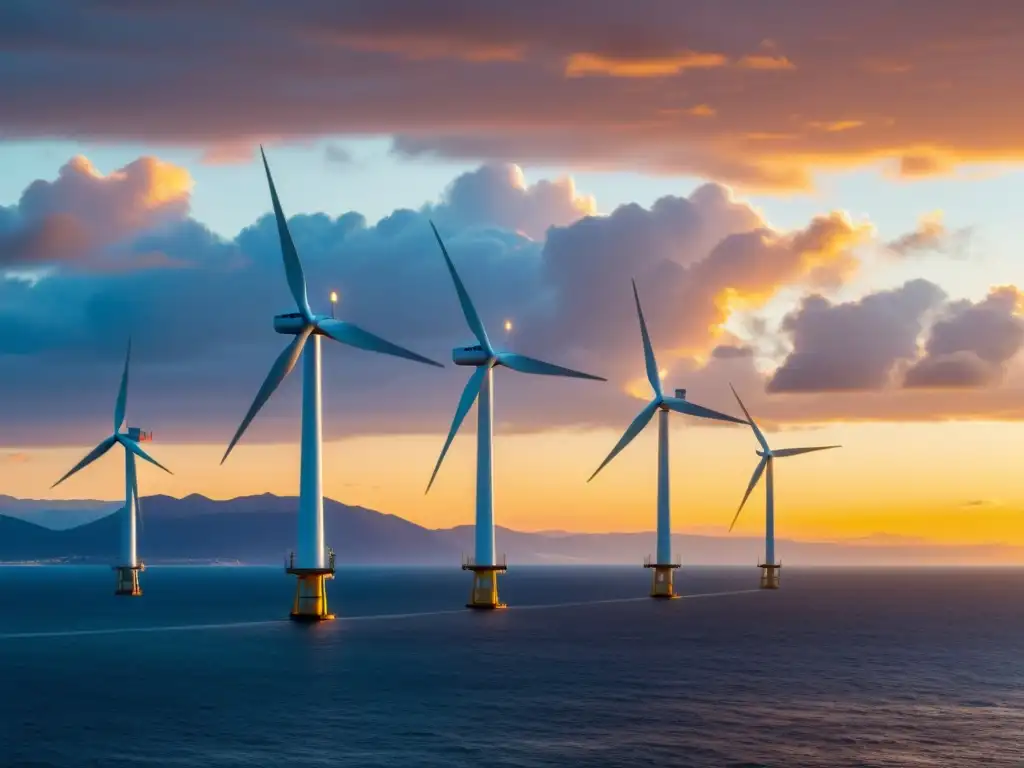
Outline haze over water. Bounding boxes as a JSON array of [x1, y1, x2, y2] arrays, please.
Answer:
[[1, 566, 1021, 767]]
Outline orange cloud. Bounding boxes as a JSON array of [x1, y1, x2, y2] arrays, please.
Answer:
[[808, 120, 865, 132], [8, 3, 1024, 190], [737, 54, 796, 70], [200, 142, 259, 166], [565, 51, 728, 78], [898, 151, 957, 177], [0, 155, 193, 268], [335, 34, 524, 63]]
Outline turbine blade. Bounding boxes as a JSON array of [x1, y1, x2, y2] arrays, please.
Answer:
[[119, 435, 173, 476], [130, 451, 143, 534], [260, 146, 312, 321], [114, 338, 131, 432], [772, 445, 841, 458], [426, 365, 487, 493], [316, 319, 443, 368], [496, 352, 605, 381], [632, 279, 662, 398], [588, 399, 660, 482], [662, 397, 747, 425], [729, 383, 769, 452], [429, 220, 491, 351], [52, 436, 117, 488], [729, 456, 768, 532], [222, 327, 311, 464]]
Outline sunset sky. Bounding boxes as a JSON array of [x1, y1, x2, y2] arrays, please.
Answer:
[[1, 1, 1023, 546]]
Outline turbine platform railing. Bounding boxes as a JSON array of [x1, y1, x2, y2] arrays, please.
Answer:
[[284, 548, 337, 576], [461, 553, 508, 572], [758, 559, 781, 589], [643, 554, 682, 569]]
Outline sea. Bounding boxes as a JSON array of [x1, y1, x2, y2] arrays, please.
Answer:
[[0, 566, 1021, 767]]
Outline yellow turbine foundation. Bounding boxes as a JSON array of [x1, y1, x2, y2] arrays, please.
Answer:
[[759, 563, 781, 590], [644, 562, 680, 599], [286, 567, 336, 622], [113, 563, 144, 597], [462, 563, 507, 609]]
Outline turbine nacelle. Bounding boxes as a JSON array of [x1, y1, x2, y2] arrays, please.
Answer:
[[274, 312, 315, 335], [453, 345, 492, 366], [125, 427, 153, 442], [657, 388, 687, 410], [755, 449, 772, 458]]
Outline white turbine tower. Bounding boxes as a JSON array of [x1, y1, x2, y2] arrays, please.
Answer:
[[426, 222, 606, 610], [728, 384, 840, 589], [52, 340, 171, 596], [588, 280, 746, 599], [222, 147, 443, 622]]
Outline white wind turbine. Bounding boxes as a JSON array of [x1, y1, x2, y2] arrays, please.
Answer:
[[425, 221, 606, 609], [221, 147, 443, 622], [588, 280, 747, 598], [52, 339, 171, 596], [728, 384, 840, 589]]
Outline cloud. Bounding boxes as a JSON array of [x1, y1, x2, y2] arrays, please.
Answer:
[[887, 212, 971, 258], [2, 2, 1024, 188], [5, 152, 1024, 450], [324, 144, 356, 166], [424, 163, 596, 240], [711, 344, 754, 360], [904, 287, 1024, 388], [535, 191, 870, 389], [961, 499, 1000, 508], [736, 55, 796, 71], [0, 156, 192, 269], [0, 152, 881, 447], [2, 452, 30, 464], [564, 51, 728, 78], [767, 280, 948, 392]]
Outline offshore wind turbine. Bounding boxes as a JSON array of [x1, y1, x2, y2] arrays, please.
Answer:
[[52, 340, 171, 596], [221, 147, 443, 622], [426, 221, 606, 609], [588, 281, 746, 599], [728, 385, 840, 589]]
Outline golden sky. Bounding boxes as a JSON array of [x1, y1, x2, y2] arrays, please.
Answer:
[[9, 419, 1021, 545]]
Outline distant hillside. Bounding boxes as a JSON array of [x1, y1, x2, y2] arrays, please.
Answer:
[[0, 495, 118, 530], [1, 493, 1022, 566]]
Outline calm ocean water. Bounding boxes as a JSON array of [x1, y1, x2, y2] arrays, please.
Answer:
[[0, 566, 1021, 767]]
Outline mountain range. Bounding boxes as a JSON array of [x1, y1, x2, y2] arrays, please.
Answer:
[[1, 494, 1021, 566]]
